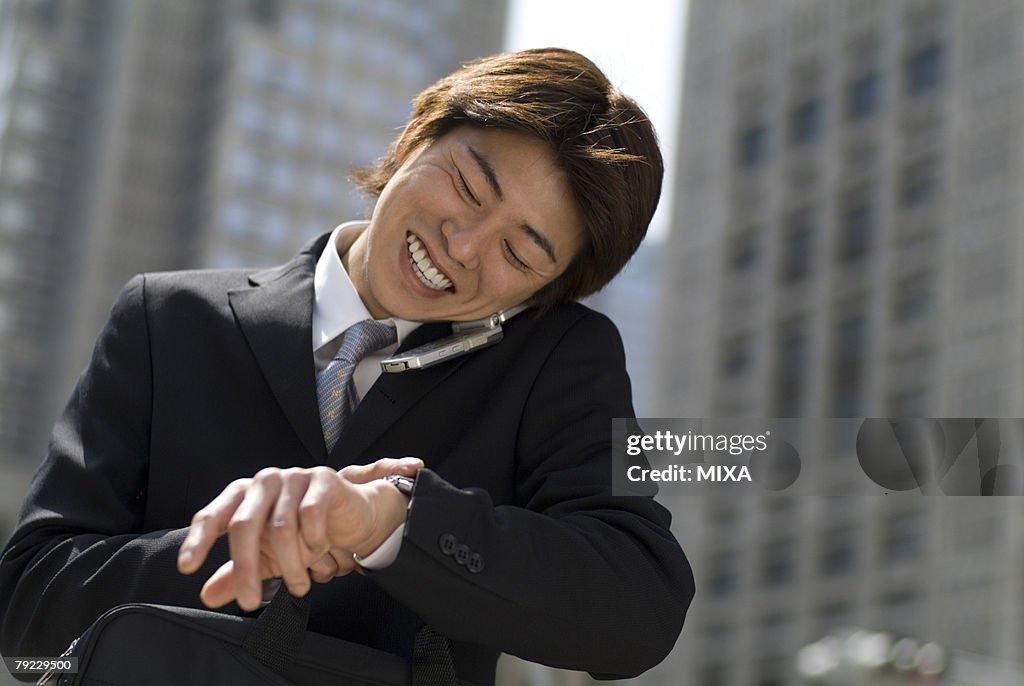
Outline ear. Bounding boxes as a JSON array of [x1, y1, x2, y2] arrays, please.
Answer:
[[396, 116, 424, 154]]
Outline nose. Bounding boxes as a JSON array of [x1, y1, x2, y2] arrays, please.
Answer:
[[441, 218, 494, 270]]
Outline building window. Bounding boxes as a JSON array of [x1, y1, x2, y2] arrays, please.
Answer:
[[900, 158, 940, 206], [709, 551, 737, 597], [722, 335, 754, 378], [773, 319, 806, 417], [790, 98, 823, 145], [729, 228, 760, 272], [780, 208, 815, 283], [838, 187, 874, 263], [882, 509, 923, 562], [848, 72, 881, 120], [894, 273, 932, 322], [760, 540, 793, 587], [247, 0, 280, 27], [906, 44, 944, 95], [820, 526, 857, 575], [738, 124, 769, 168], [831, 311, 866, 417]]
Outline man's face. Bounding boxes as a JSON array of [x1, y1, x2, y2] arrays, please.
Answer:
[[344, 126, 584, 321]]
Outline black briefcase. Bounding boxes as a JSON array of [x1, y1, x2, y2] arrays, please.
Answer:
[[37, 586, 451, 685]]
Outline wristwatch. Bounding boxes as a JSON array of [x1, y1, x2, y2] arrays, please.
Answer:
[[384, 474, 416, 496]]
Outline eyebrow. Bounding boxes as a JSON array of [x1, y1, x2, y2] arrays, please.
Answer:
[[518, 223, 557, 264], [466, 144, 559, 264]]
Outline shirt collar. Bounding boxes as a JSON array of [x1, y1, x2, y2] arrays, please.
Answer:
[[312, 220, 421, 352]]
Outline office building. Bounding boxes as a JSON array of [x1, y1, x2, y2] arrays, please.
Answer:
[[652, 1, 1024, 684]]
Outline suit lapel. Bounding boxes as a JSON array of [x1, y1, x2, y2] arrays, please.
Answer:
[[329, 322, 465, 468], [227, 233, 478, 468], [228, 238, 328, 464]]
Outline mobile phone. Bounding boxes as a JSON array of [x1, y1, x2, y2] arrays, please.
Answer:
[[380, 303, 530, 373]]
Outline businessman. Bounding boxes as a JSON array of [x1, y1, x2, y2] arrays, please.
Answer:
[[0, 48, 694, 684]]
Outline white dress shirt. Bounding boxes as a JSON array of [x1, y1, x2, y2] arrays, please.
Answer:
[[312, 220, 420, 569]]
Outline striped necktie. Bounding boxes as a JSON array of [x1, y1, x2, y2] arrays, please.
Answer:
[[316, 319, 396, 451]]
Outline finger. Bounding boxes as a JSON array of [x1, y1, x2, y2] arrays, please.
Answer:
[[297, 467, 341, 554], [331, 548, 360, 577], [308, 551, 341, 584], [267, 471, 314, 597], [310, 549, 358, 583], [199, 559, 237, 609], [179, 478, 251, 574], [340, 456, 423, 484], [202, 550, 285, 609], [228, 470, 282, 611]]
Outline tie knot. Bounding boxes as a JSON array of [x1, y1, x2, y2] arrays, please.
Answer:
[[335, 319, 397, 364]]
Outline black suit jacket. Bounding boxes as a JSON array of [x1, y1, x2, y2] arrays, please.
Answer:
[[0, 234, 693, 684]]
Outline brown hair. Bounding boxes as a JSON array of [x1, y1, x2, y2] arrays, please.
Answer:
[[350, 47, 663, 311]]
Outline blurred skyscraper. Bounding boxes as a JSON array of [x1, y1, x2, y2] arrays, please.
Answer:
[[652, 1, 1024, 684], [0, 0, 506, 532]]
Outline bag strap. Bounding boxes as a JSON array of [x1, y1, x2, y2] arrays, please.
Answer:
[[412, 624, 459, 685], [242, 586, 459, 685], [242, 586, 309, 676]]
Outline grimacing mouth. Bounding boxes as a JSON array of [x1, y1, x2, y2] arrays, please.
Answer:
[[406, 232, 454, 292]]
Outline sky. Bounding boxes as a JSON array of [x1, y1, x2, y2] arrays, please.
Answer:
[[505, 0, 688, 241]]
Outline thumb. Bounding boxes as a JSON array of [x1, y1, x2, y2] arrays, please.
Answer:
[[340, 456, 423, 484]]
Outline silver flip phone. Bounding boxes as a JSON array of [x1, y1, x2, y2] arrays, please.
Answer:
[[380, 303, 530, 373]]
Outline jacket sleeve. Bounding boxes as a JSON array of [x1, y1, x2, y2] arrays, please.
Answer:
[[368, 310, 695, 679], [0, 275, 229, 662]]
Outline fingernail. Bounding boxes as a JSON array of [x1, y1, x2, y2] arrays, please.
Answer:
[[401, 456, 423, 467]]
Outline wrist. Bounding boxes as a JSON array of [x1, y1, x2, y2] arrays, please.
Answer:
[[350, 479, 410, 558]]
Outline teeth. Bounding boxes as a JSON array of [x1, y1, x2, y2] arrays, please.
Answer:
[[406, 233, 453, 291]]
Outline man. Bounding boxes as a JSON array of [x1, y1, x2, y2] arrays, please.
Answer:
[[0, 48, 693, 683]]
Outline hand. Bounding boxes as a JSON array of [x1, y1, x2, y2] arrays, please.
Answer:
[[177, 457, 422, 611]]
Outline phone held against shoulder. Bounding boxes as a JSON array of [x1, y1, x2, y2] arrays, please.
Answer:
[[380, 302, 530, 373]]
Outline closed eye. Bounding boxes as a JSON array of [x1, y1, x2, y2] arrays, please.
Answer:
[[456, 168, 480, 206], [503, 239, 530, 272]]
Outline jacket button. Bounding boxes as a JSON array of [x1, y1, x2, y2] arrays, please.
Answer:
[[467, 553, 485, 574], [453, 544, 470, 565], [439, 534, 457, 555]]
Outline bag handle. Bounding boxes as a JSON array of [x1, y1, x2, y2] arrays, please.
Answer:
[[242, 585, 459, 685]]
